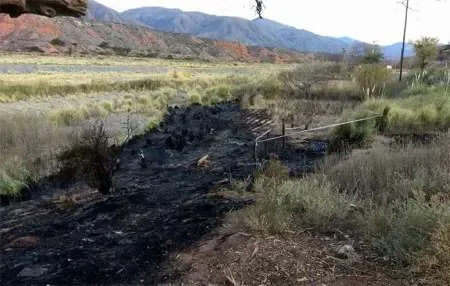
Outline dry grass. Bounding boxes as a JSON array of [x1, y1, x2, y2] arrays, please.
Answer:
[[0, 113, 79, 198], [328, 139, 450, 205], [236, 135, 450, 283]]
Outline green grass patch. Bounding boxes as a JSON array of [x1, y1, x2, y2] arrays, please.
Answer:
[[0, 167, 33, 202], [356, 86, 450, 133]]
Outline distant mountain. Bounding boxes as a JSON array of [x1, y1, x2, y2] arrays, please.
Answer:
[[0, 1, 414, 60], [338, 37, 358, 44], [0, 12, 309, 63], [121, 7, 350, 54], [121, 7, 414, 59], [85, 0, 127, 23], [382, 42, 414, 60]]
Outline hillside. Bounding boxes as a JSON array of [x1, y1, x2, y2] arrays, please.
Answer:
[[84, 0, 128, 23], [121, 6, 414, 58], [0, 14, 309, 63], [121, 7, 349, 54], [0, 1, 413, 60]]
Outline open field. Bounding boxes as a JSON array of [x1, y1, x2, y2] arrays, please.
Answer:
[[1, 53, 449, 285], [0, 53, 297, 188]]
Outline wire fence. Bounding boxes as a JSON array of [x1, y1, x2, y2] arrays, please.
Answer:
[[254, 113, 382, 162]]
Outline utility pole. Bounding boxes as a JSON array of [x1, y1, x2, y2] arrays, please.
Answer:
[[399, 0, 410, 81]]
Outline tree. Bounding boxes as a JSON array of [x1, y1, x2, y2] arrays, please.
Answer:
[[278, 63, 344, 98], [362, 45, 384, 64], [413, 37, 439, 71]]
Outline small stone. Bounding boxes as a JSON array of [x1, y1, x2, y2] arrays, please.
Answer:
[[18, 266, 48, 277], [336, 244, 358, 260], [5, 236, 40, 249], [297, 277, 309, 282]]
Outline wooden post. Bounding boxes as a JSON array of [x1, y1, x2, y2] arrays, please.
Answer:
[[399, 0, 409, 81]]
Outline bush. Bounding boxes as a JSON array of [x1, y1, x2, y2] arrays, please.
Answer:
[[328, 142, 450, 205], [102, 102, 113, 112], [366, 197, 449, 265], [146, 118, 160, 131], [0, 167, 33, 204], [189, 92, 202, 104], [328, 118, 376, 152], [354, 64, 391, 99], [245, 171, 357, 234], [277, 177, 358, 232], [58, 122, 117, 194], [349, 87, 450, 133], [414, 222, 450, 283], [50, 108, 86, 126]]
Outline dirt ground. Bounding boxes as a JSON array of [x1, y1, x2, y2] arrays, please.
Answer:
[[0, 103, 407, 285], [171, 226, 409, 286]]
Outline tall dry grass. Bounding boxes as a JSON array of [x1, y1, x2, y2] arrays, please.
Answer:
[[238, 135, 450, 283]]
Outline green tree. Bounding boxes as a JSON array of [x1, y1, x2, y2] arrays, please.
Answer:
[[362, 45, 384, 64], [413, 37, 439, 71]]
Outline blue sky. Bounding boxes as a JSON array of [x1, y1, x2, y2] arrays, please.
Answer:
[[95, 0, 450, 45]]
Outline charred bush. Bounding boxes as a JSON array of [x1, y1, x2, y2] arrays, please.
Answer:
[[58, 122, 118, 194]]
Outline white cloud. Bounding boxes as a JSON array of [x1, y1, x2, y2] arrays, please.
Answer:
[[95, 0, 450, 45]]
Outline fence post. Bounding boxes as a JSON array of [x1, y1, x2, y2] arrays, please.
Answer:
[[282, 119, 286, 150]]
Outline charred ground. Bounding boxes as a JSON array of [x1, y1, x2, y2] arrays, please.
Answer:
[[0, 102, 321, 285]]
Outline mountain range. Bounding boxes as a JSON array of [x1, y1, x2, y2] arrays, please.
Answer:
[[105, 3, 413, 59], [0, 0, 414, 60]]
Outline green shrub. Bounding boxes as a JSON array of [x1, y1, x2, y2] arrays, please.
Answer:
[[366, 197, 449, 265], [102, 102, 113, 112], [329, 118, 375, 152], [414, 222, 450, 283], [245, 172, 357, 234], [146, 118, 160, 131], [354, 64, 391, 99], [278, 177, 358, 232], [349, 87, 450, 133], [189, 92, 202, 104], [0, 167, 32, 202]]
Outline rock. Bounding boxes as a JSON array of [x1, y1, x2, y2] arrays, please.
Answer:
[[4, 236, 40, 249], [17, 266, 49, 277], [0, 0, 87, 18], [335, 244, 359, 261]]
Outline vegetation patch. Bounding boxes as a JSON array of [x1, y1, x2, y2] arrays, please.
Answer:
[[0, 167, 34, 205], [236, 135, 450, 282]]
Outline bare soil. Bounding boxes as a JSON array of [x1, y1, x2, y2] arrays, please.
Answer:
[[172, 227, 408, 285]]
